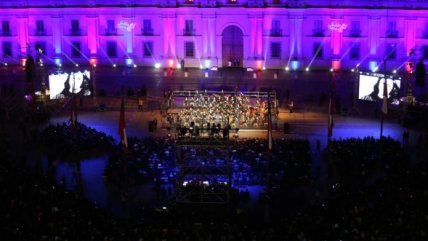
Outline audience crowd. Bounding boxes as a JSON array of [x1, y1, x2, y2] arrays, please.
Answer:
[[2, 122, 427, 240]]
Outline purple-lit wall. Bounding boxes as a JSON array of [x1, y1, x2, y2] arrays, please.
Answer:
[[1, 0, 428, 72]]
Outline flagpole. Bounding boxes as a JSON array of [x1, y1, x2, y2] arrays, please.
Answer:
[[380, 59, 387, 138]]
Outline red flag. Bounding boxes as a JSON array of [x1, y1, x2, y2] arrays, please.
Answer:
[[69, 96, 77, 128], [118, 96, 128, 153], [328, 97, 334, 138], [382, 78, 388, 115]]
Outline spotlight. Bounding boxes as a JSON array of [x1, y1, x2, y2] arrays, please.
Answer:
[[330, 68, 333, 72], [113, 64, 117, 68], [92, 64, 96, 68], [351, 69, 354, 72], [262, 66, 266, 71], [285, 66, 290, 71], [199, 64, 203, 69], [75, 64, 79, 67], [40, 63, 44, 67], [154, 63, 161, 69], [59, 64, 62, 67], [4, 63, 7, 66], [133, 64, 137, 68], [305, 67, 309, 72], [177, 63, 181, 69], [393, 69, 397, 74]]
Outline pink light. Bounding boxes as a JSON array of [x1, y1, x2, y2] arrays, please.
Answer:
[[332, 60, 341, 71], [257, 60, 263, 70], [21, 58, 26, 67], [168, 59, 174, 68], [90, 58, 98, 66]]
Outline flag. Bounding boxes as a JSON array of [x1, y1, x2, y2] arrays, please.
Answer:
[[382, 78, 388, 115], [328, 97, 334, 138], [267, 92, 273, 152], [118, 96, 128, 153]]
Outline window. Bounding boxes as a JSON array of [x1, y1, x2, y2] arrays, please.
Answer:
[[71, 20, 80, 35], [350, 21, 361, 37], [107, 41, 117, 57], [386, 43, 396, 59], [350, 43, 360, 59], [423, 46, 428, 59], [1, 21, 10, 35], [35, 42, 46, 55], [72, 42, 81, 57], [143, 19, 153, 35], [184, 20, 194, 35], [387, 21, 398, 38], [185, 0, 194, 3], [424, 23, 428, 38], [185, 41, 195, 57], [3, 42, 12, 57], [313, 42, 323, 59], [107, 20, 116, 35], [143, 41, 153, 57], [228, 0, 237, 3], [270, 42, 281, 59], [271, 20, 281, 36], [313, 20, 324, 36], [272, 0, 281, 4], [36, 20, 44, 35]]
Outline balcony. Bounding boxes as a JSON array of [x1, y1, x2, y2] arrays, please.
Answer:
[[70, 29, 81, 36], [183, 29, 195, 36], [142, 28, 154, 36], [312, 29, 325, 37], [35, 30, 47, 36], [386, 30, 398, 38], [349, 29, 361, 37], [105, 28, 117, 36], [1, 31, 11, 36], [270, 29, 282, 37]]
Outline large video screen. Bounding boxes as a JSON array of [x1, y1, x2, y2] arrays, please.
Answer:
[[358, 73, 401, 104], [49, 70, 91, 99]]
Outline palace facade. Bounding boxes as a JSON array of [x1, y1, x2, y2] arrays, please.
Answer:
[[0, 0, 428, 72]]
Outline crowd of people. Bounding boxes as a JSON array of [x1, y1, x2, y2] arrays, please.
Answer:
[[2, 114, 428, 240], [37, 122, 115, 161]]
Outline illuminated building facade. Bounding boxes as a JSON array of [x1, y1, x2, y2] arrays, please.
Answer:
[[0, 0, 428, 71]]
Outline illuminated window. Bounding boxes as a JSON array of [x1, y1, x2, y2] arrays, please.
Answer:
[[71, 20, 80, 35], [387, 21, 398, 38], [107, 20, 116, 35], [72, 42, 81, 57], [107, 41, 117, 57], [143, 41, 153, 57], [270, 42, 281, 59], [228, 0, 237, 3], [423, 46, 428, 59], [184, 20, 194, 35], [270, 20, 281, 36], [36, 20, 45, 35], [350, 21, 361, 37], [2, 42, 12, 57], [185, 41, 195, 57], [313, 20, 324, 36], [1, 21, 10, 36], [350, 43, 360, 59], [143, 19, 153, 35], [313, 42, 323, 59], [185, 0, 194, 3]]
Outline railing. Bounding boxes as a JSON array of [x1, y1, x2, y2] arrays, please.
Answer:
[[183, 29, 195, 36], [270, 29, 282, 36], [70, 29, 81, 36], [142, 28, 154, 35], [105, 28, 117, 36]]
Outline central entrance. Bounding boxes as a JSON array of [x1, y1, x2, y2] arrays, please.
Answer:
[[222, 25, 243, 68]]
